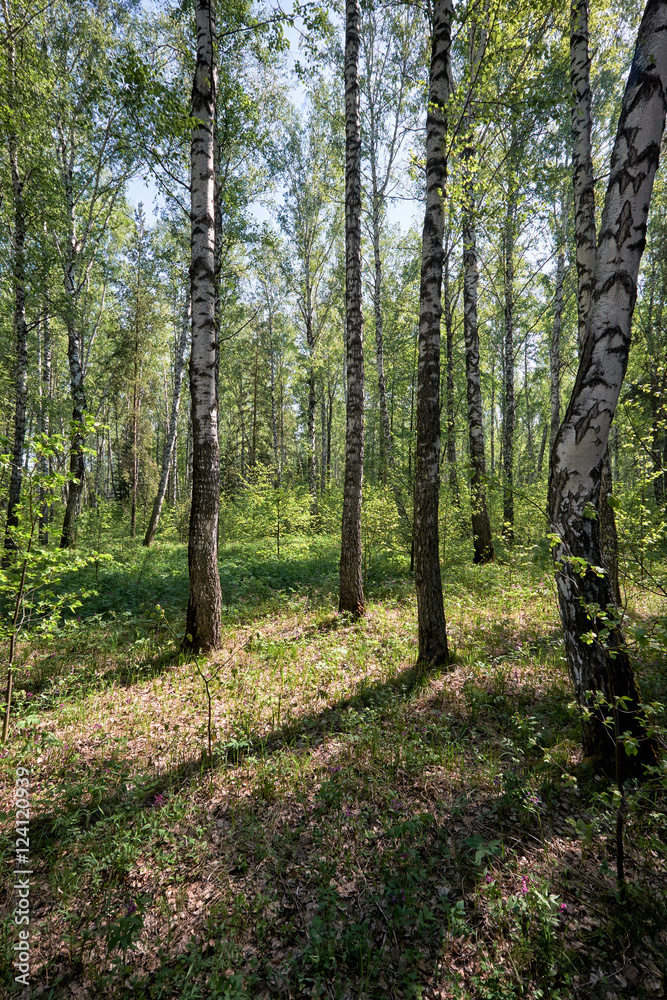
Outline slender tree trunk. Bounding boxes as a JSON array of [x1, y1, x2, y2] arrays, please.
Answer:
[[184, 0, 222, 653], [462, 20, 494, 564], [339, 0, 365, 616], [550, 0, 667, 776], [3, 3, 28, 562], [414, 0, 452, 664], [503, 151, 517, 539], [145, 293, 190, 546], [571, 0, 596, 356]]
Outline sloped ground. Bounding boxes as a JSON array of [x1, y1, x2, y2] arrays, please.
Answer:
[[1, 535, 666, 999]]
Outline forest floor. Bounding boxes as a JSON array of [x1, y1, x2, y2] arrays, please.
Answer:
[[1, 532, 666, 1000]]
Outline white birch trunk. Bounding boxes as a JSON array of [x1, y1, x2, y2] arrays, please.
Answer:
[[414, 0, 452, 664], [339, 0, 365, 616], [184, 0, 222, 653]]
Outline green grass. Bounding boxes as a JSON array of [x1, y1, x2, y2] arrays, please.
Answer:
[[1, 531, 666, 999]]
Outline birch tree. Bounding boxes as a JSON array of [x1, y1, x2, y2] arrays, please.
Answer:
[[184, 0, 222, 653], [414, 0, 452, 665], [549, 0, 667, 775]]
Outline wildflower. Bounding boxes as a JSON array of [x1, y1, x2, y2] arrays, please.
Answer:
[[485, 873, 492, 883], [153, 793, 164, 807], [520, 876, 529, 894], [559, 902, 567, 912], [126, 900, 137, 915], [25, 692, 33, 699]]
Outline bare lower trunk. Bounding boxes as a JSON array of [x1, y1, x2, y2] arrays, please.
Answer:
[[414, 0, 452, 664], [145, 293, 190, 546], [551, 0, 667, 775], [184, 0, 222, 654], [339, 0, 365, 616]]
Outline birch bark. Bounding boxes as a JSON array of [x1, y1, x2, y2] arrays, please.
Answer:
[[570, 0, 621, 604], [414, 0, 452, 664], [339, 0, 365, 616], [550, 0, 667, 774], [184, 0, 222, 653], [144, 293, 190, 546]]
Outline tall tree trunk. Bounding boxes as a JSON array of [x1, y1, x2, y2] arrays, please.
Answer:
[[3, 8, 28, 561], [502, 149, 517, 540], [550, 0, 667, 776], [414, 0, 452, 664], [184, 0, 222, 653], [339, 0, 365, 616], [571, 0, 620, 604], [462, 19, 494, 564], [145, 293, 190, 546]]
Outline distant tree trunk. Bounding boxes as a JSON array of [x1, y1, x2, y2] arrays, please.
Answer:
[[414, 0, 452, 665], [39, 296, 52, 544], [502, 150, 517, 540], [571, 0, 620, 604], [3, 12, 28, 561], [305, 291, 318, 518], [550, 195, 569, 455], [59, 150, 86, 549], [265, 302, 281, 482], [444, 236, 458, 501], [130, 238, 142, 539], [339, 0, 365, 617], [145, 293, 190, 546], [320, 389, 327, 491], [184, 0, 222, 653], [462, 19, 494, 564], [550, 0, 667, 776]]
